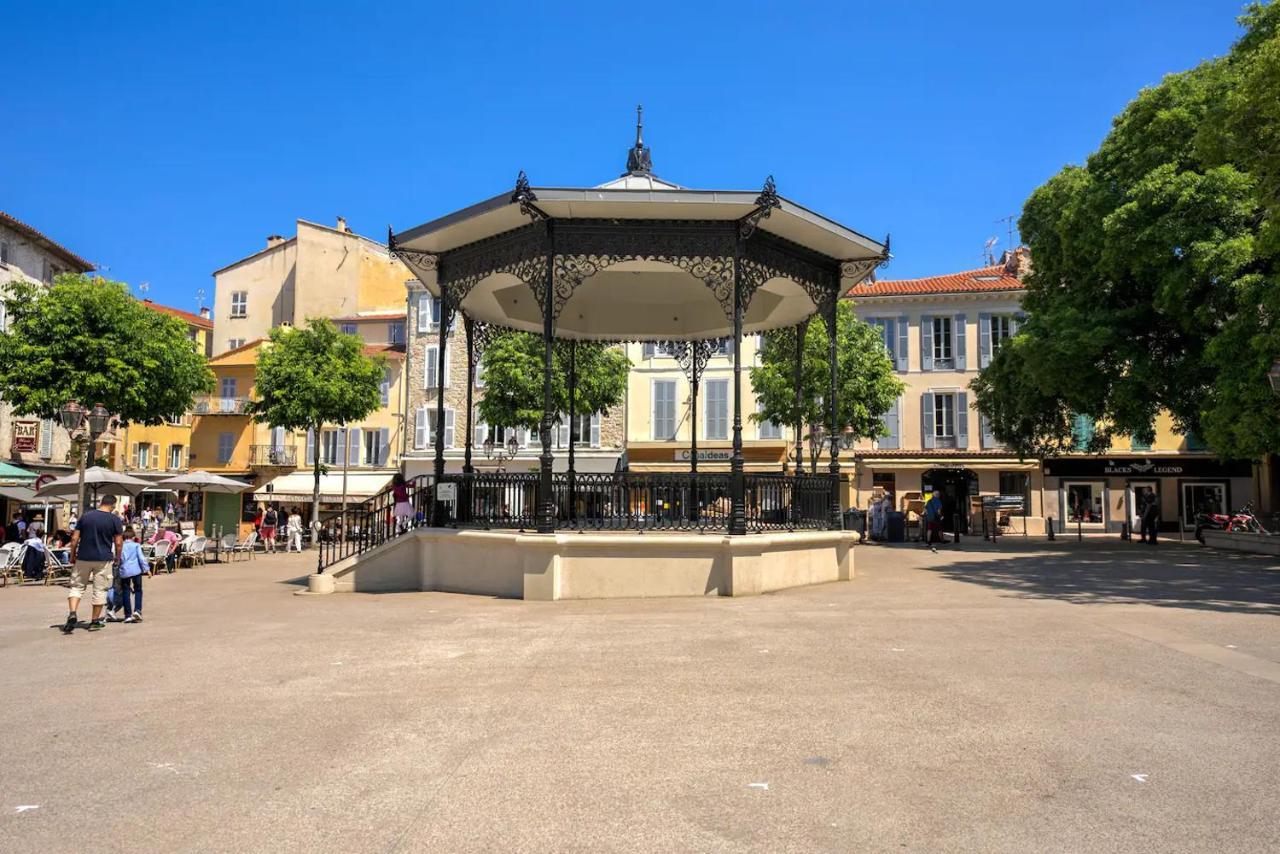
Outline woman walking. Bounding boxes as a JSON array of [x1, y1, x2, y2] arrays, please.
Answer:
[[260, 504, 278, 553], [392, 474, 414, 533], [286, 507, 303, 552]]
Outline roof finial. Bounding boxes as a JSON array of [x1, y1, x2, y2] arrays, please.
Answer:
[[625, 104, 653, 175]]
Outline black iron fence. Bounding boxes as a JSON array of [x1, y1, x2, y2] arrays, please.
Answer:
[[316, 471, 840, 571]]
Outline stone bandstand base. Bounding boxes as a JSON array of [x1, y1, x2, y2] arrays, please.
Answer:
[[315, 529, 857, 600]]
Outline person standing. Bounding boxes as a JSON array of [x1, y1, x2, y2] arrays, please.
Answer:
[[261, 504, 278, 553], [924, 492, 945, 547], [117, 527, 147, 622], [286, 507, 303, 552], [1141, 492, 1160, 546], [392, 474, 413, 533], [62, 494, 124, 634]]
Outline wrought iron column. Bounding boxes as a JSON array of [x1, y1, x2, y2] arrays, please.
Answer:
[[536, 222, 556, 534], [567, 338, 577, 524], [792, 320, 806, 473], [729, 247, 747, 535], [463, 316, 476, 475], [825, 293, 842, 529], [688, 343, 700, 522], [432, 286, 452, 527]]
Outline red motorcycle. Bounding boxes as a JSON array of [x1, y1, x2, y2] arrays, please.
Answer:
[[1194, 502, 1269, 543]]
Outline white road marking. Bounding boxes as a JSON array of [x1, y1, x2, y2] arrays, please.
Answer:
[[891, 648, 905, 652], [15, 805, 39, 813], [747, 782, 769, 790], [1131, 774, 1148, 783], [1226, 645, 1237, 649]]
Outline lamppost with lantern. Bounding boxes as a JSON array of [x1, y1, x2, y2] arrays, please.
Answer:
[[58, 400, 112, 515], [805, 423, 825, 475], [483, 432, 520, 472]]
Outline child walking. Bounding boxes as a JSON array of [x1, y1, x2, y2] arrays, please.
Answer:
[[118, 527, 148, 623]]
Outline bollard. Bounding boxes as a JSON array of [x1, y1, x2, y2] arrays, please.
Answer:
[[1121, 522, 1129, 541], [1047, 516, 1055, 540], [1078, 514, 1083, 542]]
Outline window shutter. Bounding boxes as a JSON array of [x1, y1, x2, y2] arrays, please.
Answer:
[[305, 429, 315, 465], [921, 392, 936, 449], [271, 426, 284, 449], [417, 295, 430, 333], [978, 313, 992, 369], [1013, 312, 1026, 334], [896, 316, 909, 372], [381, 366, 393, 406], [642, 342, 654, 360], [955, 392, 969, 448], [954, 314, 967, 370], [880, 399, 900, 450], [378, 428, 390, 465], [590, 413, 601, 447], [424, 347, 435, 389], [474, 418, 487, 448], [444, 409, 455, 448], [981, 415, 998, 449], [921, 315, 934, 371], [414, 408, 427, 449], [347, 428, 362, 466], [558, 415, 570, 449], [39, 419, 54, 458]]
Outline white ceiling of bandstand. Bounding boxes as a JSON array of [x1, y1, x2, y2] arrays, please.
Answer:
[[393, 174, 887, 342]]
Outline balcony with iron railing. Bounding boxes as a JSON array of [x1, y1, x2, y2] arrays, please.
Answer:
[[249, 445, 298, 467], [193, 396, 250, 415]]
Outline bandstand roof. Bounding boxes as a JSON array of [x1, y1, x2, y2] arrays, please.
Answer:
[[391, 112, 888, 342]]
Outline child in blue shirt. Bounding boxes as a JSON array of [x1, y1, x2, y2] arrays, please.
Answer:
[[117, 527, 148, 623]]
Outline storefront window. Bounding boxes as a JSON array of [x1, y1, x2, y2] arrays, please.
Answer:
[[1064, 481, 1104, 524], [1182, 482, 1227, 528], [999, 471, 1031, 512]]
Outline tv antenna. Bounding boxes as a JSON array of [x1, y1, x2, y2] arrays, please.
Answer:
[[196, 288, 206, 309], [995, 214, 1016, 252], [982, 237, 999, 266], [138, 282, 150, 296]]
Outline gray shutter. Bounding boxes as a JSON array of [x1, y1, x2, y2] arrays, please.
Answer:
[[379, 428, 390, 465], [39, 419, 54, 458], [305, 428, 315, 465], [643, 342, 654, 359], [474, 417, 487, 448], [956, 392, 969, 449], [921, 392, 936, 449], [954, 314, 967, 370], [921, 315, 934, 371], [558, 415, 570, 449], [347, 427, 362, 466], [880, 399, 900, 450], [981, 414, 997, 449], [414, 408, 427, 449], [896, 316, 909, 372], [590, 413, 601, 447], [444, 409, 455, 448], [978, 313, 992, 369]]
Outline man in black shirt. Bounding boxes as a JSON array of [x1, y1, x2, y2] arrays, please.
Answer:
[[63, 495, 124, 633]]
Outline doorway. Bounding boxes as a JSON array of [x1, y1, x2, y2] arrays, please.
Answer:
[[922, 468, 978, 534], [1126, 480, 1158, 534]]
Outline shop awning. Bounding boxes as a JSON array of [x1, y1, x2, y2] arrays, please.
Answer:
[[0, 462, 39, 483], [0, 486, 39, 502], [253, 472, 393, 503]]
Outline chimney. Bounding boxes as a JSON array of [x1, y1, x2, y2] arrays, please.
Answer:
[[1001, 246, 1032, 278], [266, 234, 285, 249], [336, 216, 349, 233], [199, 306, 211, 320]]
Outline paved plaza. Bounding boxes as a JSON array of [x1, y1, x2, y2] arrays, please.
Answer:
[[2, 540, 1279, 853]]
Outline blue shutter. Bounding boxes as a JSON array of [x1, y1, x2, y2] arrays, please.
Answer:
[[954, 314, 967, 371], [880, 399, 900, 450], [921, 392, 935, 449], [643, 342, 655, 360], [896, 315, 909, 372], [347, 427, 362, 466], [305, 428, 315, 465], [921, 315, 934, 371], [955, 392, 969, 449], [978, 313, 992, 369]]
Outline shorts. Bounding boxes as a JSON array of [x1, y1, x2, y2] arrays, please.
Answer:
[[69, 560, 114, 606], [260, 526, 276, 540]]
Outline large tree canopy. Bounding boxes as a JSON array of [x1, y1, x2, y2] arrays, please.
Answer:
[[0, 275, 213, 424], [249, 318, 385, 526], [751, 302, 905, 449], [476, 332, 630, 433], [972, 2, 1280, 459]]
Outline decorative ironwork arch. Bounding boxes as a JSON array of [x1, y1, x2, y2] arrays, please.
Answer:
[[436, 223, 549, 311]]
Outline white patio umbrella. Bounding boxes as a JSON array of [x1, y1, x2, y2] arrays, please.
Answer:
[[154, 471, 252, 494], [33, 466, 153, 500]]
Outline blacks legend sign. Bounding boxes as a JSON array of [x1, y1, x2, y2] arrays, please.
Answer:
[[1043, 456, 1252, 479]]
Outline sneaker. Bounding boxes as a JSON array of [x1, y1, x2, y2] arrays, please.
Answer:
[[132, 612, 142, 622], [61, 613, 77, 634], [106, 612, 123, 623], [87, 620, 105, 632], [124, 613, 140, 624]]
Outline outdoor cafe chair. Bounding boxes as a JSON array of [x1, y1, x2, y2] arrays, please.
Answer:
[[43, 546, 72, 586], [229, 531, 257, 560], [0, 543, 23, 588], [148, 541, 173, 576], [180, 537, 208, 568], [218, 533, 238, 561]]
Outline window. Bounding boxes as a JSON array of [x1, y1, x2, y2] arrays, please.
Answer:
[[556, 413, 600, 448], [339, 322, 357, 335], [932, 317, 953, 368], [990, 315, 1014, 351], [227, 338, 245, 350], [708, 338, 734, 357], [475, 361, 485, 388], [1130, 435, 1153, 451], [220, 376, 238, 399], [413, 407, 455, 449], [168, 444, 185, 470], [979, 313, 1020, 369], [922, 391, 968, 449], [423, 344, 449, 389], [230, 291, 248, 318], [42, 259, 55, 283], [756, 400, 782, 440], [380, 366, 394, 406], [1064, 482, 1104, 524], [217, 432, 235, 464], [704, 378, 729, 440], [418, 294, 441, 332], [868, 317, 908, 372], [998, 471, 1031, 511], [642, 341, 684, 359], [133, 443, 152, 470], [1182, 482, 1227, 528], [652, 380, 677, 440], [363, 428, 390, 466], [388, 321, 405, 345], [1071, 414, 1095, 450], [0, 241, 9, 265], [316, 430, 342, 465]]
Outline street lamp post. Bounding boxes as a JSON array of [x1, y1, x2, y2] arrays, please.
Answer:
[[482, 432, 520, 472], [806, 423, 825, 475], [58, 401, 112, 517]]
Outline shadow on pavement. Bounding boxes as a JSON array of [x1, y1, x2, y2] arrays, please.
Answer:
[[914, 541, 1280, 615]]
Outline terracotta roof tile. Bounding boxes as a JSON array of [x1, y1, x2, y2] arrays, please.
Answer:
[[142, 299, 214, 329], [363, 343, 406, 358], [848, 264, 1023, 298]]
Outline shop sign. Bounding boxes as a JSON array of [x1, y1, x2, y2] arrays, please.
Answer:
[[675, 449, 732, 462], [11, 421, 38, 453], [436, 482, 457, 502], [1043, 456, 1252, 478]]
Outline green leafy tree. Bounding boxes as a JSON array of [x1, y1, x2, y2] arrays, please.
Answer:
[[476, 332, 630, 435], [751, 302, 905, 469], [248, 318, 385, 528], [0, 275, 214, 424], [972, 2, 1280, 459]]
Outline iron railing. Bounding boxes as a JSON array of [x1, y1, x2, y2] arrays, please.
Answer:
[[193, 396, 250, 415], [316, 471, 841, 571], [249, 445, 298, 467]]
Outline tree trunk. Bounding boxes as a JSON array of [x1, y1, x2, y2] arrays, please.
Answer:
[[311, 421, 322, 533]]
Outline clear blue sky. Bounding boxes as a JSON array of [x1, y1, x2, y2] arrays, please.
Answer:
[[3, 0, 1251, 311]]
